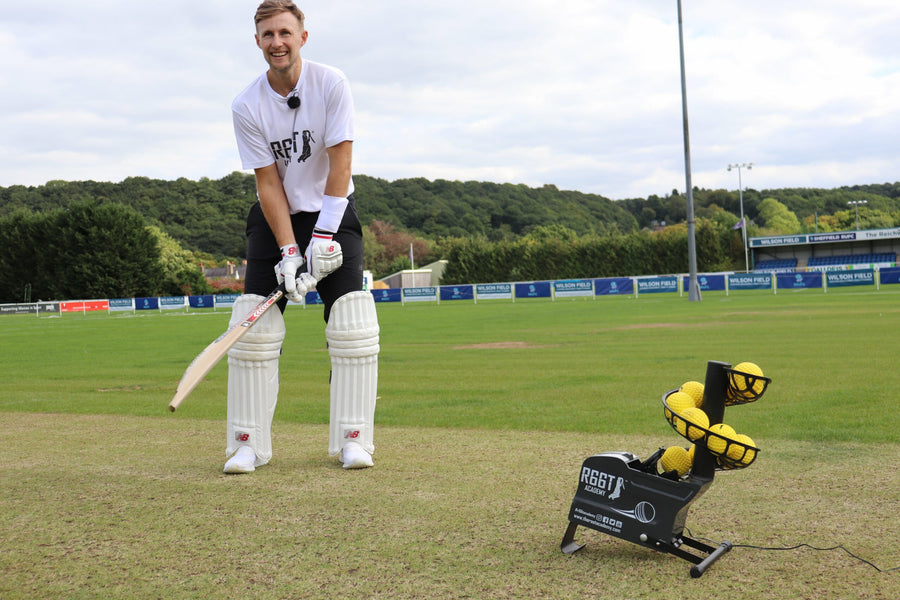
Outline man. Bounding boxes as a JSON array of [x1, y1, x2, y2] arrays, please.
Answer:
[[224, 0, 379, 473]]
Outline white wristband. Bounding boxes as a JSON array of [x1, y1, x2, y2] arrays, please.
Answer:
[[315, 194, 349, 233]]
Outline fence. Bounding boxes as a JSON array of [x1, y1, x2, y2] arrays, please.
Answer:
[[3, 266, 899, 317]]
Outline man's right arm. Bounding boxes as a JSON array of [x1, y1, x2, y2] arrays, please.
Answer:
[[255, 163, 296, 248], [256, 164, 315, 302]]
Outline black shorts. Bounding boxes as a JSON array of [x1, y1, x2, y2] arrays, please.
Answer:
[[243, 195, 364, 322]]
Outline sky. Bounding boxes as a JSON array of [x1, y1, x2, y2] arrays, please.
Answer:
[[1, 0, 898, 200]]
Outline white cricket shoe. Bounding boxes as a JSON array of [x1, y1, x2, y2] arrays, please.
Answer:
[[224, 445, 256, 474], [340, 441, 374, 469]]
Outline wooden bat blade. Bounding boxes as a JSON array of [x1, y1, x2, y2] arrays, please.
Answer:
[[168, 285, 285, 412], [168, 321, 249, 412]]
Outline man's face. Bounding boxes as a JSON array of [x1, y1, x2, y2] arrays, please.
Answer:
[[255, 12, 308, 74]]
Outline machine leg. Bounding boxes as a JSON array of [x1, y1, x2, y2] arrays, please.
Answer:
[[561, 522, 585, 555], [689, 540, 732, 578]]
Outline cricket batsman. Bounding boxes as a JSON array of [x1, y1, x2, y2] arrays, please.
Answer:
[[223, 0, 378, 473]]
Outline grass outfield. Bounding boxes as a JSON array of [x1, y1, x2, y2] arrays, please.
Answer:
[[1, 290, 898, 598]]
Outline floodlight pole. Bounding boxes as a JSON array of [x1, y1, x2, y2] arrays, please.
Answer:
[[847, 200, 867, 230], [727, 162, 753, 272], [677, 0, 700, 302]]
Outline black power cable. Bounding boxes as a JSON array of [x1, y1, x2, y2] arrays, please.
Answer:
[[685, 529, 899, 573]]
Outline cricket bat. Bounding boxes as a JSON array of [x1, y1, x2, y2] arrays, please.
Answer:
[[168, 283, 286, 412]]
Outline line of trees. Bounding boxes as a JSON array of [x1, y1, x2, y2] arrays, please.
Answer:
[[438, 221, 728, 284], [1, 174, 898, 302], [0, 200, 210, 302]]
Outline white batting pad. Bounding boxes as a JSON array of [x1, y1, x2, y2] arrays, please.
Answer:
[[326, 291, 380, 456], [226, 294, 285, 466]]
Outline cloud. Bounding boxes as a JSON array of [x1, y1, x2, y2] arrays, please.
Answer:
[[0, 0, 898, 200]]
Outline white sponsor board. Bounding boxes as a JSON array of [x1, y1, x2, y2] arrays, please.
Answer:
[[402, 286, 438, 303], [475, 283, 512, 300]]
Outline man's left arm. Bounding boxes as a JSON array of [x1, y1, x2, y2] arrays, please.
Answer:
[[324, 140, 352, 200], [306, 140, 353, 280]]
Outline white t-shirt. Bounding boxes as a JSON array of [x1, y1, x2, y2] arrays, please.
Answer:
[[232, 60, 355, 215]]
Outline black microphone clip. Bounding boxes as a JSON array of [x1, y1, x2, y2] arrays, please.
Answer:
[[287, 94, 300, 109]]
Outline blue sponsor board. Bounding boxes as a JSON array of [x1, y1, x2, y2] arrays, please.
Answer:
[[403, 286, 438, 302], [515, 281, 551, 299], [373, 288, 402, 303], [135, 297, 159, 310], [826, 269, 874, 287], [881, 267, 900, 285], [188, 294, 215, 309], [748, 228, 900, 249], [636, 276, 678, 294], [680, 274, 726, 292], [594, 277, 633, 296], [728, 273, 772, 290], [554, 279, 593, 297], [749, 235, 805, 248], [109, 298, 134, 312], [441, 285, 475, 301], [305, 291, 323, 305], [475, 283, 511, 300], [776, 271, 822, 290], [809, 232, 858, 243]]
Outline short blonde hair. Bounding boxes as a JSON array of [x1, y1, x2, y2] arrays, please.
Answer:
[[254, 0, 305, 29]]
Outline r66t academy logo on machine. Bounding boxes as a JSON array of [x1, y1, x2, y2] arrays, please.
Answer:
[[578, 464, 657, 525], [581, 466, 625, 500]]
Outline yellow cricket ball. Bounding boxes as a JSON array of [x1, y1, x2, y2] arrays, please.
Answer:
[[707, 423, 736, 455], [665, 391, 695, 420], [679, 380, 705, 408], [660, 446, 692, 477], [678, 407, 710, 441], [729, 433, 757, 464], [732, 362, 765, 399]]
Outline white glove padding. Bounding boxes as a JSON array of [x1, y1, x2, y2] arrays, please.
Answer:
[[305, 230, 343, 281], [275, 243, 314, 303]]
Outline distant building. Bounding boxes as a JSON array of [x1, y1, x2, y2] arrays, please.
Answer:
[[379, 260, 447, 288], [203, 260, 246, 280]]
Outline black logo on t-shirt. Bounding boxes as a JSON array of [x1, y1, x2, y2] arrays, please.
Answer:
[[270, 130, 316, 166]]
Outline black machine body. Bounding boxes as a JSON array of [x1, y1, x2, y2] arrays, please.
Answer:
[[561, 360, 769, 577]]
